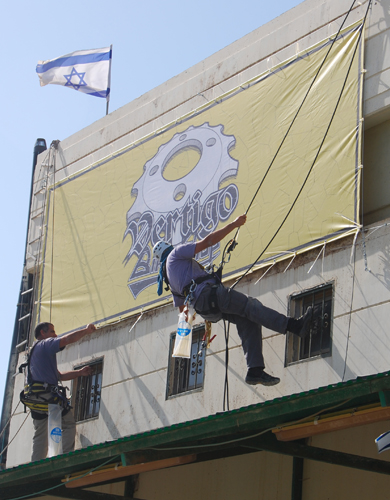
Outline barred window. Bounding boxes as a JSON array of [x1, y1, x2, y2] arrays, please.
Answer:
[[166, 325, 206, 398], [286, 283, 333, 365], [72, 359, 103, 422]]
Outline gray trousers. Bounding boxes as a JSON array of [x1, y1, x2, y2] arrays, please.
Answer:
[[194, 284, 288, 369], [31, 409, 76, 462]]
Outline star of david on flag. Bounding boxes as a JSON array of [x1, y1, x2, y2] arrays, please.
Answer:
[[36, 47, 112, 101]]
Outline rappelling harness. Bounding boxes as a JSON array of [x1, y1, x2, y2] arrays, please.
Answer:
[[161, 239, 237, 352], [18, 341, 70, 420], [161, 238, 238, 311]]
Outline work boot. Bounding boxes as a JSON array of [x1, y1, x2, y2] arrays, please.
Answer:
[[245, 367, 280, 386], [287, 306, 313, 338]]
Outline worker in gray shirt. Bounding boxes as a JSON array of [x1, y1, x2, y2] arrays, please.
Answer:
[[154, 214, 312, 386], [28, 322, 96, 461]]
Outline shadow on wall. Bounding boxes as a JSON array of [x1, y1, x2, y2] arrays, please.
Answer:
[[78, 433, 94, 448], [326, 236, 390, 381], [102, 343, 172, 438], [377, 241, 390, 290]]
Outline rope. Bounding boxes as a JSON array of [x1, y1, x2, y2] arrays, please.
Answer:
[[128, 309, 144, 333], [227, 0, 362, 251], [231, 1, 371, 290], [222, 320, 230, 411], [148, 398, 352, 452], [0, 407, 30, 460], [307, 243, 326, 275], [216, 0, 370, 407], [246, 0, 359, 215], [342, 237, 358, 382], [0, 401, 21, 443], [254, 260, 276, 285]]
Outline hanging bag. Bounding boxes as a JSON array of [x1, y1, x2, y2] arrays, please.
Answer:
[[173, 307, 195, 358]]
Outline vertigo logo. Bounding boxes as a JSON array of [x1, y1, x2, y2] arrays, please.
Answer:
[[123, 123, 240, 298]]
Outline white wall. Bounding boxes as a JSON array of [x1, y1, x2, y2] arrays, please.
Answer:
[[8, 220, 390, 467]]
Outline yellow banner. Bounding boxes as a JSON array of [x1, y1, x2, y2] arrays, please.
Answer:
[[38, 23, 363, 332]]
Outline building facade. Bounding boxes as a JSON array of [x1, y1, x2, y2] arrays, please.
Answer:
[[2, 0, 390, 499]]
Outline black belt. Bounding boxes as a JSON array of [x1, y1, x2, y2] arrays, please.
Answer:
[[182, 274, 216, 297]]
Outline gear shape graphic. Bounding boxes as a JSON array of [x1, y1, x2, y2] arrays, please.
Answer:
[[125, 122, 239, 232]]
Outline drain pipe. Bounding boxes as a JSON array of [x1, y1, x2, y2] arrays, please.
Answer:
[[0, 139, 47, 468]]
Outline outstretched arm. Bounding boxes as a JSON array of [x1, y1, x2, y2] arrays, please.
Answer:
[[176, 214, 247, 317], [59, 324, 96, 349], [59, 366, 92, 381], [195, 214, 247, 254]]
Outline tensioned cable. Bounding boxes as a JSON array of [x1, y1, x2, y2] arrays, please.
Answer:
[[340, 9, 368, 380], [218, 0, 369, 410], [229, 0, 364, 252], [342, 240, 357, 382], [231, 0, 371, 291], [245, 0, 358, 216], [223, 320, 230, 411], [0, 410, 30, 460], [148, 397, 352, 452], [0, 401, 21, 444]]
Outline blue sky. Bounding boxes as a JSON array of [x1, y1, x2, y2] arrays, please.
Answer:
[[0, 0, 303, 423]]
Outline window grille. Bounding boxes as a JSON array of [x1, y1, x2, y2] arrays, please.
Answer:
[[286, 283, 333, 365], [166, 325, 205, 398], [72, 359, 103, 422]]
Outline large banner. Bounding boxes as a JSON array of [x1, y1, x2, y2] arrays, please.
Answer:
[[37, 23, 363, 333]]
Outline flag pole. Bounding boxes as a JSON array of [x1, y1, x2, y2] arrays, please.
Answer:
[[106, 45, 113, 116]]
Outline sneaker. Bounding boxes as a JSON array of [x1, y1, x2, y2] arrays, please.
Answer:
[[288, 306, 313, 338], [245, 368, 280, 386]]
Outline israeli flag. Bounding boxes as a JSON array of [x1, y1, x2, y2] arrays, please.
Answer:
[[375, 430, 390, 453], [36, 47, 112, 100]]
